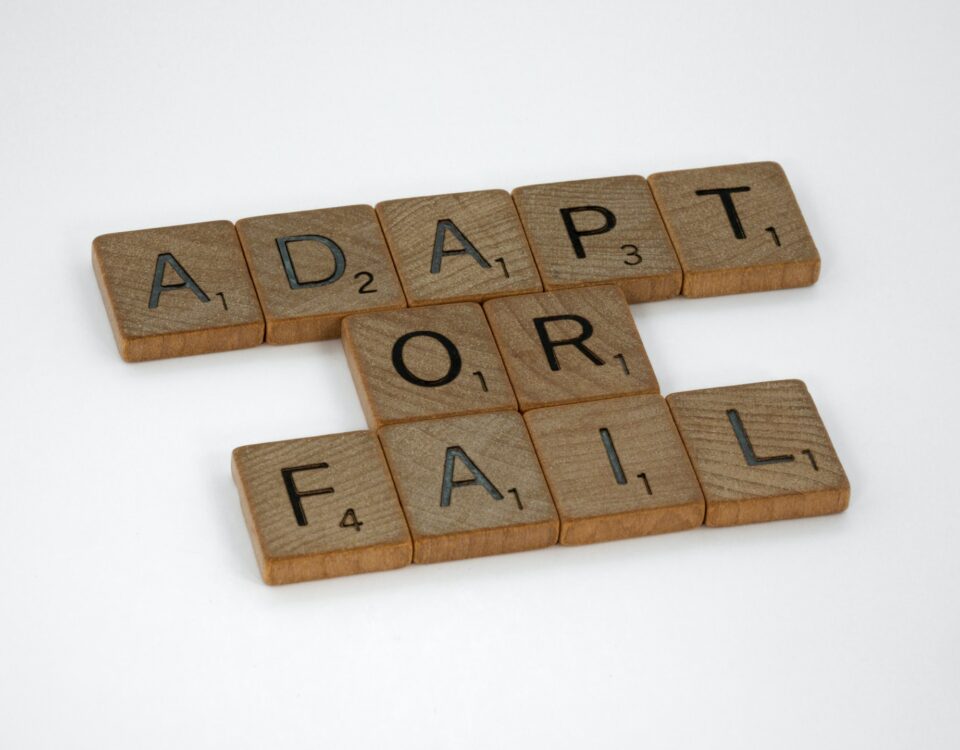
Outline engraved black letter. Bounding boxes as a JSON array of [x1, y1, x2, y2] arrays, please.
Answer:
[[439, 446, 503, 507], [431, 219, 491, 273], [695, 186, 751, 239], [559, 206, 617, 259], [148, 253, 210, 308], [280, 463, 334, 526], [599, 428, 627, 485], [276, 235, 346, 289], [391, 330, 462, 387], [533, 315, 605, 371], [726, 409, 795, 466]]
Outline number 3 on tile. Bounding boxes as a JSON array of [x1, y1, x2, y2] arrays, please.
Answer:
[[339, 507, 363, 531], [622, 244, 642, 265]]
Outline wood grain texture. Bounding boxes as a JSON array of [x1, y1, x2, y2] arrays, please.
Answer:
[[232, 431, 412, 584], [483, 285, 659, 411], [378, 411, 559, 563], [666, 379, 849, 526], [512, 175, 682, 302], [524, 395, 704, 545], [647, 162, 820, 297], [236, 205, 405, 344], [342, 302, 516, 428], [376, 189, 542, 306], [93, 221, 264, 361]]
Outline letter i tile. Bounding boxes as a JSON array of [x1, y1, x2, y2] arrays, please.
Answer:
[[524, 395, 704, 545]]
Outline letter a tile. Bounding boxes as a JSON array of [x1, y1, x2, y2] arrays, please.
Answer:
[[379, 412, 559, 563], [648, 161, 820, 297], [667, 380, 849, 526], [512, 175, 682, 302], [483, 285, 658, 411], [376, 189, 542, 306], [525, 395, 704, 545], [93, 221, 264, 361], [342, 303, 516, 428], [236, 205, 406, 344], [232, 431, 412, 584]]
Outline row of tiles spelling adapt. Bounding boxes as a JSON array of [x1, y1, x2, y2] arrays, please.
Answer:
[[233, 380, 849, 585], [93, 161, 820, 362]]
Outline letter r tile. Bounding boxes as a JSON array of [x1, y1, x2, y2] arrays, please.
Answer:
[[379, 411, 559, 563], [376, 189, 542, 307], [667, 379, 849, 526], [341, 303, 516, 429], [92, 221, 264, 361], [483, 285, 658, 411], [232, 431, 412, 584]]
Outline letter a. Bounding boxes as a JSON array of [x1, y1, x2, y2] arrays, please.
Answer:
[[148, 253, 210, 308], [439, 446, 503, 507], [431, 219, 491, 274]]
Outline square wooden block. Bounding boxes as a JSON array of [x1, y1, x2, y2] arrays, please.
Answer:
[[342, 303, 516, 428], [667, 380, 849, 527], [232, 431, 412, 584], [379, 411, 559, 563], [93, 221, 264, 361], [236, 205, 405, 344], [483, 285, 659, 411], [512, 175, 682, 303], [648, 161, 820, 297], [376, 189, 542, 306], [525, 395, 704, 545]]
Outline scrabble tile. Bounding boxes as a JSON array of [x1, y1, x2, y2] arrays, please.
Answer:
[[378, 411, 559, 563], [648, 162, 820, 297], [512, 175, 682, 303], [232, 431, 412, 584], [342, 302, 516, 428], [235, 205, 406, 344], [667, 380, 849, 527], [524, 395, 704, 545], [376, 189, 542, 306], [483, 285, 659, 411], [93, 221, 264, 361]]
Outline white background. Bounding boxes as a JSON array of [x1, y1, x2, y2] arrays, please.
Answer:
[[1, 1, 958, 747]]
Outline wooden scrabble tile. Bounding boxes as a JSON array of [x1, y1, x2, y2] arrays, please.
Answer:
[[524, 395, 704, 545], [376, 189, 542, 306], [235, 205, 406, 344], [647, 161, 820, 297], [92, 221, 264, 361], [232, 431, 412, 584], [342, 302, 516, 428], [378, 411, 559, 563], [483, 285, 659, 411], [512, 175, 682, 303], [667, 380, 849, 527]]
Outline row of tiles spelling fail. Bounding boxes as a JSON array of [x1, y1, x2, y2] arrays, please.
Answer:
[[93, 161, 821, 362], [234, 381, 849, 585]]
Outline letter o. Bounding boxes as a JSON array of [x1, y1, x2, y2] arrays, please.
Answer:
[[391, 330, 463, 387]]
